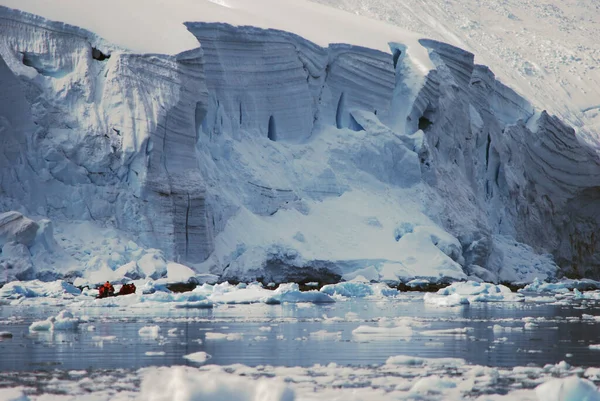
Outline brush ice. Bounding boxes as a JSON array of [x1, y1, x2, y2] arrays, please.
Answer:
[[139, 366, 294, 401]]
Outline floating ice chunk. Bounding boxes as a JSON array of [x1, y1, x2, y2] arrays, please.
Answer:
[[0, 331, 13, 338], [168, 328, 178, 336], [421, 327, 473, 336], [410, 375, 457, 394], [424, 293, 469, 307], [259, 326, 272, 332], [521, 278, 571, 294], [139, 366, 294, 400], [309, 330, 342, 340], [264, 283, 334, 304], [492, 325, 523, 333], [182, 352, 212, 364], [146, 351, 166, 356], [92, 336, 116, 341], [424, 341, 445, 347], [386, 355, 466, 368], [352, 324, 412, 338], [206, 332, 243, 341], [29, 310, 80, 331], [139, 325, 161, 338], [590, 344, 600, 350], [205, 282, 271, 304], [429, 281, 524, 304], [53, 310, 80, 330], [29, 320, 56, 332], [535, 376, 600, 401], [320, 282, 374, 297]]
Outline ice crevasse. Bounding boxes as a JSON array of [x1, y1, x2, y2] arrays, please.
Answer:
[[0, 2, 597, 285]]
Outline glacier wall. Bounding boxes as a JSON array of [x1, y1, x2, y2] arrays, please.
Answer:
[[0, 7, 216, 266], [412, 39, 600, 279], [1, 5, 599, 282]]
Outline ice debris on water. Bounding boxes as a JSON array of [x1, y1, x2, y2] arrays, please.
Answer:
[[29, 310, 80, 332], [424, 281, 524, 306]]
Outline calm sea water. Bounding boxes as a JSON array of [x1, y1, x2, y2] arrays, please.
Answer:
[[1, 294, 600, 371]]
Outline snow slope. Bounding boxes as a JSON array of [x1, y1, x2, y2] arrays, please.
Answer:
[[0, 0, 596, 284]]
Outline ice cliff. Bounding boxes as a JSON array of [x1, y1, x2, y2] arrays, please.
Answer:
[[0, 5, 596, 285]]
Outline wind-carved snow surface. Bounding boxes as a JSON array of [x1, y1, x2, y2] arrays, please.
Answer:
[[0, 0, 598, 285]]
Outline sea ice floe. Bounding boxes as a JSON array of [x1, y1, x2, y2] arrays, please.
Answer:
[[205, 332, 243, 341], [29, 310, 80, 332], [138, 325, 161, 338], [420, 328, 473, 336], [352, 324, 413, 338], [309, 330, 342, 340], [182, 352, 212, 364]]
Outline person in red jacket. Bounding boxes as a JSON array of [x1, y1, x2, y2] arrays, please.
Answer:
[[98, 281, 115, 298], [98, 284, 106, 298], [105, 281, 115, 296], [118, 283, 136, 296]]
